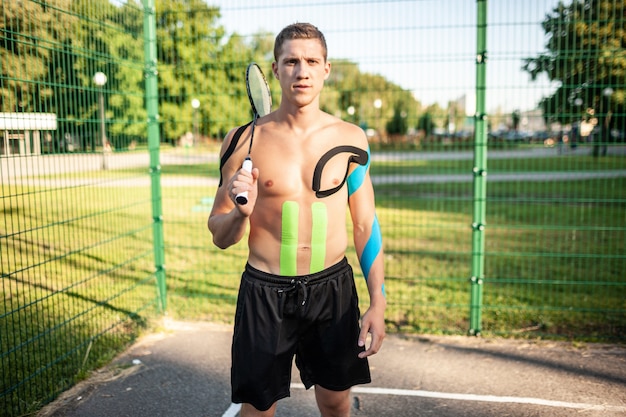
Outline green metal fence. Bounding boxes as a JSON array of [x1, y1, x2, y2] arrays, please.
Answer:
[[1, 1, 165, 416], [1, 0, 625, 415]]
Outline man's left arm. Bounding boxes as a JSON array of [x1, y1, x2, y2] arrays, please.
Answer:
[[347, 144, 386, 359]]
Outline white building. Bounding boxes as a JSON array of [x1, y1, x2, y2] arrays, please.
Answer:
[[0, 113, 57, 156]]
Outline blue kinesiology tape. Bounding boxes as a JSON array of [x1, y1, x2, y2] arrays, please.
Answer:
[[347, 147, 370, 197], [360, 215, 383, 294]]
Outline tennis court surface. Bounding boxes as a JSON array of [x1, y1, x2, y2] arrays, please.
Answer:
[[39, 319, 626, 417]]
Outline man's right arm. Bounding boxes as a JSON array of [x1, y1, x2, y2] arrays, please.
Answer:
[[208, 128, 258, 249], [208, 185, 250, 249]]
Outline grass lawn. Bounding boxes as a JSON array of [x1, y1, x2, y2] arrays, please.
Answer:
[[2, 146, 624, 414]]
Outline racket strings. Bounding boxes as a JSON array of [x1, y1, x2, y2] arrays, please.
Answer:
[[246, 64, 271, 156], [247, 65, 272, 118], [255, 87, 272, 116]]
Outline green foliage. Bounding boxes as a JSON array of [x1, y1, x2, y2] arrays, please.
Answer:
[[0, 0, 148, 150], [70, 0, 147, 148], [1, 0, 428, 148], [523, 0, 626, 127], [511, 109, 521, 130], [386, 104, 409, 135], [325, 61, 421, 131], [417, 111, 435, 136], [0, 0, 76, 112], [156, 0, 233, 141]]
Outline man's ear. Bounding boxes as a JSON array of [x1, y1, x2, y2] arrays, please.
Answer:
[[324, 61, 331, 80], [272, 62, 279, 79]]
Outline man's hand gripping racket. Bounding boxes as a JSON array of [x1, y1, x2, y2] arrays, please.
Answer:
[[235, 63, 272, 205]]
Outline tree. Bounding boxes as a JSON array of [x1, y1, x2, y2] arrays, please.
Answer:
[[386, 104, 408, 135], [1, 0, 430, 148], [60, 0, 147, 150], [0, 0, 148, 150], [511, 109, 521, 131], [156, 0, 229, 142], [0, 0, 76, 113], [325, 65, 420, 136], [417, 111, 435, 138], [523, 0, 626, 132]]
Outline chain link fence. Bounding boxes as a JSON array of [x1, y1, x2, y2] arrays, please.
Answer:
[[1, 0, 625, 415]]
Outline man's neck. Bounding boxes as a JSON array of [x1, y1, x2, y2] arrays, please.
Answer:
[[278, 105, 324, 135]]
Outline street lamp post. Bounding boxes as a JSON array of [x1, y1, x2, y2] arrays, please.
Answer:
[[191, 98, 200, 146], [374, 98, 382, 141], [374, 99, 382, 113], [595, 87, 614, 157], [347, 105, 355, 123], [93, 72, 108, 170]]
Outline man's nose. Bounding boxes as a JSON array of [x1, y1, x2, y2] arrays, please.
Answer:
[[296, 64, 309, 78]]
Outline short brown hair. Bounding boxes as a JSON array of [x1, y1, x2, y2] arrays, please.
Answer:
[[274, 23, 328, 62]]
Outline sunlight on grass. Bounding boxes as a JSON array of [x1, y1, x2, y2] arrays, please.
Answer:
[[2, 149, 625, 414]]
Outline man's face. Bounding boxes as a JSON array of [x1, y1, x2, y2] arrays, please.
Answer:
[[272, 38, 331, 107]]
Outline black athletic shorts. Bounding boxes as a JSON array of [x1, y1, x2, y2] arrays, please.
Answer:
[[231, 257, 371, 411]]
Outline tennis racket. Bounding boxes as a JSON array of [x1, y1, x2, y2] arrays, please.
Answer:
[[235, 62, 272, 205]]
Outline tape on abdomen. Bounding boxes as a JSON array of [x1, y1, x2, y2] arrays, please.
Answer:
[[280, 201, 329, 275], [310, 202, 327, 273], [280, 201, 299, 276]]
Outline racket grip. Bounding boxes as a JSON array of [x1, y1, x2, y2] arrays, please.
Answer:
[[235, 157, 253, 205]]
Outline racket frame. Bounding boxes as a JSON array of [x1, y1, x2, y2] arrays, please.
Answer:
[[236, 63, 272, 205]]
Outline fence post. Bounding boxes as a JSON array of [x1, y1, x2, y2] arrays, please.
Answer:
[[470, 0, 488, 335], [143, 0, 167, 312]]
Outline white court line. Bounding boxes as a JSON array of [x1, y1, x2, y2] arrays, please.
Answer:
[[222, 402, 241, 417], [290, 383, 626, 413]]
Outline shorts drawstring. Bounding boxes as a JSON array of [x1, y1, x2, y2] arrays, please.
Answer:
[[278, 277, 309, 306], [245, 258, 349, 309]]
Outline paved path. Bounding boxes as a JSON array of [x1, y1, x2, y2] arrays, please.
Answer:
[[3, 147, 626, 187], [3, 145, 625, 180], [38, 319, 626, 417]]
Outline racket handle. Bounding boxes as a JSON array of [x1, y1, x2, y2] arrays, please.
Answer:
[[235, 157, 253, 205]]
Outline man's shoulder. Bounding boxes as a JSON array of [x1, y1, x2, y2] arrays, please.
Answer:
[[321, 113, 367, 142], [220, 122, 252, 152]]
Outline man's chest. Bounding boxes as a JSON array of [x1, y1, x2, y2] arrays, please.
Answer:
[[251, 140, 359, 198]]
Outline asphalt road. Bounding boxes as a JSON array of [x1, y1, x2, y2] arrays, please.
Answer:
[[38, 319, 626, 417], [4, 145, 625, 180]]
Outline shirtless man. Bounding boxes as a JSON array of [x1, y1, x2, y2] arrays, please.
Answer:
[[208, 23, 386, 417]]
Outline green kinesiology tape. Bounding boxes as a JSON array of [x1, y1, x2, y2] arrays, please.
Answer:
[[280, 201, 299, 276], [310, 202, 327, 273]]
